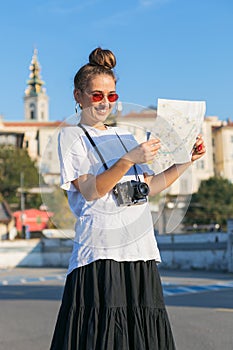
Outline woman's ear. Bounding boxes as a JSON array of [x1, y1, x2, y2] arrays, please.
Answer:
[[73, 88, 81, 102]]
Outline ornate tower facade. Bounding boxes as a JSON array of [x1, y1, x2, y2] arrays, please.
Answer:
[[24, 49, 49, 122]]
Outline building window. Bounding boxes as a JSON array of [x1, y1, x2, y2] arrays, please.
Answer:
[[40, 103, 45, 120], [29, 103, 35, 120], [0, 134, 17, 146]]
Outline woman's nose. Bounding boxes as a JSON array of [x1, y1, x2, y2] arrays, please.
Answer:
[[102, 95, 109, 103]]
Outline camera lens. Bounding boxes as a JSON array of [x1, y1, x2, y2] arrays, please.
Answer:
[[138, 182, 150, 196]]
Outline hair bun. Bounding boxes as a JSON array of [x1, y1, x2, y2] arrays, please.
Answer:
[[89, 47, 116, 70]]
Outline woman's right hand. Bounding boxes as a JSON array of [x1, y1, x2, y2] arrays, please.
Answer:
[[122, 139, 161, 165], [73, 139, 161, 201]]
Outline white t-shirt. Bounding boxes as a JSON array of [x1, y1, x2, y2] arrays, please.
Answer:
[[58, 124, 161, 274]]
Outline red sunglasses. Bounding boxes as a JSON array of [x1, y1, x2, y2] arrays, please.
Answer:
[[85, 91, 119, 103]]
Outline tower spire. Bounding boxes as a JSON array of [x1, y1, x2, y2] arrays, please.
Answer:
[[24, 49, 49, 122], [25, 48, 45, 96]]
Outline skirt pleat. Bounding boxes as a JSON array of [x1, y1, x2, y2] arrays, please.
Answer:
[[50, 260, 176, 350]]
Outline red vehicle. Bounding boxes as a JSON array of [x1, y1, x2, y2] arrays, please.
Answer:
[[13, 209, 53, 232]]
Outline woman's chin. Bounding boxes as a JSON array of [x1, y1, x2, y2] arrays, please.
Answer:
[[95, 110, 110, 121]]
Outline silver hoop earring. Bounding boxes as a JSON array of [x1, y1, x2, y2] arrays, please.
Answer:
[[75, 103, 83, 115], [75, 103, 79, 115]]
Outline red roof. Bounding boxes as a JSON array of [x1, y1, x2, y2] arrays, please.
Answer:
[[121, 111, 157, 119], [3, 121, 63, 127]]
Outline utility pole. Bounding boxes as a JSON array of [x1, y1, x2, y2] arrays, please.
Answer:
[[20, 172, 25, 237]]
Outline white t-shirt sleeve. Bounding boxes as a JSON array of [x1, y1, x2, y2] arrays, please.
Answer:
[[58, 127, 93, 191]]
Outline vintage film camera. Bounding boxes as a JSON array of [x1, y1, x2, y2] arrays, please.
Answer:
[[113, 180, 150, 207]]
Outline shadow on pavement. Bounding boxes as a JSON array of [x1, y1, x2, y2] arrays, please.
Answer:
[[0, 285, 64, 300], [165, 289, 233, 309], [159, 268, 233, 281]]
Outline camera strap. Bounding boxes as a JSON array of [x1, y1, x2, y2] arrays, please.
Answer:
[[114, 132, 140, 182], [77, 123, 140, 181], [78, 123, 108, 170]]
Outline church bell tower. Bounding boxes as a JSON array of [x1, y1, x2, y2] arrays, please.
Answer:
[[24, 49, 49, 122]]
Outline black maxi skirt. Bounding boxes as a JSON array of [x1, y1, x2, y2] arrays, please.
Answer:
[[50, 259, 176, 350]]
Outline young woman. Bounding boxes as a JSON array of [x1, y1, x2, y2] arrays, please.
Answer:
[[50, 47, 205, 350]]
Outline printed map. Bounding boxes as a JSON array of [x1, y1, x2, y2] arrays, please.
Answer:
[[152, 98, 206, 170]]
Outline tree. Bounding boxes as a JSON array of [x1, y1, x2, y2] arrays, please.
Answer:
[[184, 176, 233, 229], [41, 186, 76, 230], [0, 145, 42, 209]]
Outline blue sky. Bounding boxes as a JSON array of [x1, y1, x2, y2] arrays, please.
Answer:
[[0, 0, 232, 121]]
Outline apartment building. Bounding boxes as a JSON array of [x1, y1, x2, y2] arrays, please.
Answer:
[[116, 111, 233, 195], [212, 119, 233, 181]]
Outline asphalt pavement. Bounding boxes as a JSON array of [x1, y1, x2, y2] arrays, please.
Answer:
[[0, 267, 232, 350]]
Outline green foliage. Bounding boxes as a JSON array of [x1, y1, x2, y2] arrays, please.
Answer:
[[149, 193, 161, 204], [41, 186, 76, 229], [0, 145, 42, 208], [184, 176, 233, 228]]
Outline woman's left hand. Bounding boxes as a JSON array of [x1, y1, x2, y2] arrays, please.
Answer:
[[191, 134, 206, 162]]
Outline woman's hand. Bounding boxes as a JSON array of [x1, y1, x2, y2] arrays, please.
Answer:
[[191, 134, 206, 162], [122, 139, 161, 165]]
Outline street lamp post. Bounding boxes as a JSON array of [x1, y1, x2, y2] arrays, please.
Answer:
[[20, 172, 25, 237]]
